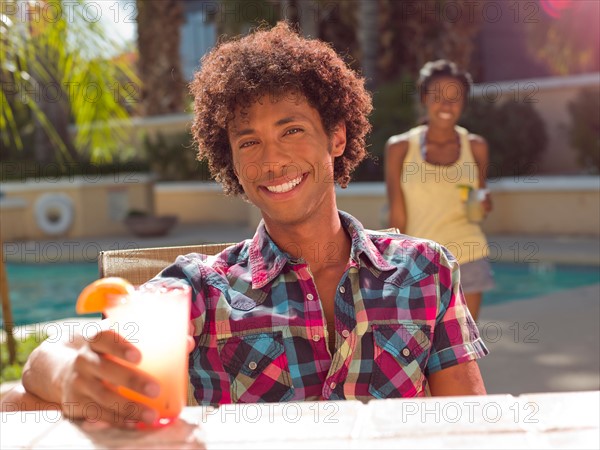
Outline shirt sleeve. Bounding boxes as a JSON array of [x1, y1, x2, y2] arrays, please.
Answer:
[[425, 244, 489, 375], [142, 253, 208, 336]]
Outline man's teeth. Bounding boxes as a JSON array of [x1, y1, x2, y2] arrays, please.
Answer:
[[439, 112, 452, 119], [266, 176, 303, 193]]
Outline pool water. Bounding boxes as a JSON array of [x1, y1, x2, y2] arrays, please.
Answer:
[[2, 262, 100, 327], [483, 262, 600, 306], [1, 262, 599, 326]]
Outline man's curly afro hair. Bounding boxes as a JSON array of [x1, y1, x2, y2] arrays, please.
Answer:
[[189, 22, 373, 196]]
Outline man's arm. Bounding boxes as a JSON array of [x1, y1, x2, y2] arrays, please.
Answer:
[[1, 383, 61, 411], [425, 243, 490, 396], [428, 360, 487, 396]]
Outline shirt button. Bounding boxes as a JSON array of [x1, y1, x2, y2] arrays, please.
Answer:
[[248, 361, 257, 370], [329, 382, 337, 390], [402, 348, 411, 357], [312, 334, 321, 342], [306, 293, 314, 301], [341, 329, 350, 338], [339, 286, 345, 294]]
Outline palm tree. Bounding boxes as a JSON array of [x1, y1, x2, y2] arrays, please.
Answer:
[[1, 0, 139, 163], [377, 0, 482, 84], [136, 0, 185, 116], [357, 0, 379, 90]]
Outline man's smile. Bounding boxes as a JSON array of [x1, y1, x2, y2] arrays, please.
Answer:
[[263, 175, 304, 193], [259, 172, 309, 196]]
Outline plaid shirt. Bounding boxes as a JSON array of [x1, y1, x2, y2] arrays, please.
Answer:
[[150, 211, 488, 405]]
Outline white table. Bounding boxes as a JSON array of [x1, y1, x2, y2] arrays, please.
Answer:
[[1, 391, 598, 449]]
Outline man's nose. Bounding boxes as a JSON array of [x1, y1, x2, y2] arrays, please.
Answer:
[[262, 138, 290, 162], [260, 139, 294, 180]]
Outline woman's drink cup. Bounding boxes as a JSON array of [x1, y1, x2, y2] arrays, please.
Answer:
[[104, 284, 191, 427], [466, 188, 488, 223]]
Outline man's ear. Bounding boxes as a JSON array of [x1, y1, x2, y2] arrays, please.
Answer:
[[331, 121, 347, 157]]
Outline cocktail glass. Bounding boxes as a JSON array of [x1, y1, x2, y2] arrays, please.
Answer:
[[104, 284, 191, 427], [466, 188, 488, 223]]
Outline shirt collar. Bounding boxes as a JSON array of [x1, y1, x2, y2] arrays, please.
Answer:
[[248, 211, 395, 289], [338, 210, 396, 273]]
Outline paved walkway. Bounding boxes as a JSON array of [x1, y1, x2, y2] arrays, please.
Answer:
[[2, 223, 255, 264], [478, 283, 600, 395], [3, 224, 600, 265]]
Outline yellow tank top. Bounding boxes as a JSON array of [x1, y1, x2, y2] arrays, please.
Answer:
[[402, 125, 488, 264]]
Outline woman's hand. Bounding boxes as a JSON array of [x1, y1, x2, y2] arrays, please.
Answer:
[[482, 190, 493, 216]]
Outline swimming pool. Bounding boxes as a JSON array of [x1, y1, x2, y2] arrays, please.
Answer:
[[2, 262, 101, 327], [483, 262, 599, 306], [1, 262, 599, 326]]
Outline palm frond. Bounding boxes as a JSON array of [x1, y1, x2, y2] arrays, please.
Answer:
[[1, 0, 139, 163]]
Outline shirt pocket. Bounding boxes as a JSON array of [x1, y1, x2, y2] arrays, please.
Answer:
[[217, 331, 294, 403], [368, 322, 431, 399]]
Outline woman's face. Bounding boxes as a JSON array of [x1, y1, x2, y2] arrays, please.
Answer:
[[423, 76, 466, 128]]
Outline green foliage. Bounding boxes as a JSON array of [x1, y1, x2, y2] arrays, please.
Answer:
[[524, 2, 599, 76], [205, 0, 280, 37], [0, 160, 149, 182], [143, 131, 212, 181], [568, 88, 600, 174], [460, 98, 548, 178], [1, 333, 47, 383], [355, 77, 417, 181], [1, 0, 139, 162]]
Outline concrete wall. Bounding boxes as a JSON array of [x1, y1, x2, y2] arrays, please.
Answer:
[[155, 182, 249, 226], [334, 178, 600, 236], [153, 177, 598, 237], [0, 175, 154, 240], [2, 177, 598, 241], [482, 177, 600, 236]]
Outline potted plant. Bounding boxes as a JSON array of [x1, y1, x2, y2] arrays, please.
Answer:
[[124, 210, 178, 237]]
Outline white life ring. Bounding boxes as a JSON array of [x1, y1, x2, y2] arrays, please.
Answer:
[[34, 193, 75, 236]]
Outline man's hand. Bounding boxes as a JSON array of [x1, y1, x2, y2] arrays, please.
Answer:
[[57, 327, 161, 427], [19, 318, 197, 428]]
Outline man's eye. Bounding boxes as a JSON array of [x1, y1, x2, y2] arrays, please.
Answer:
[[240, 140, 257, 149], [285, 128, 303, 136]]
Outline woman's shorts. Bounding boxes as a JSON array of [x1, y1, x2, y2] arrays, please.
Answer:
[[460, 258, 495, 294]]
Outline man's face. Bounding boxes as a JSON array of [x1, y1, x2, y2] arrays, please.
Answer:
[[227, 93, 346, 226]]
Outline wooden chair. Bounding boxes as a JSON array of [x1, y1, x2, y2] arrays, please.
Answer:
[[99, 243, 237, 286], [98, 228, 399, 406], [98, 229, 399, 285]]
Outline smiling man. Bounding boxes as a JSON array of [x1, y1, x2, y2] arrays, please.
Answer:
[[7, 22, 488, 427]]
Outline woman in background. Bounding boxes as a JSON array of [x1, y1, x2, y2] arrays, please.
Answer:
[[385, 59, 494, 321]]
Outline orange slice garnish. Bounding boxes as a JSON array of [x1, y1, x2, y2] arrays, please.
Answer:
[[76, 277, 134, 314]]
